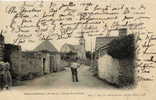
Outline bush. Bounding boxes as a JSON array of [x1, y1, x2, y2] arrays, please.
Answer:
[[107, 34, 135, 59]]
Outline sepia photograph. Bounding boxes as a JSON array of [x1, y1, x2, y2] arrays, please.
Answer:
[[0, 0, 156, 100]]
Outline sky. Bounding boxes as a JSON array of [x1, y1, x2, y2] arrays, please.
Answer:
[[0, 0, 155, 52]]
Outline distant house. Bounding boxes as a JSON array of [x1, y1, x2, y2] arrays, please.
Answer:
[[34, 40, 63, 74], [61, 32, 86, 60], [60, 43, 86, 60]]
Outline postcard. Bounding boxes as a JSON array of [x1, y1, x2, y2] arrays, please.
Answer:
[[0, 0, 156, 100]]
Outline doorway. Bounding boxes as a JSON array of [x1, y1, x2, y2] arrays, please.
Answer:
[[43, 58, 46, 74]]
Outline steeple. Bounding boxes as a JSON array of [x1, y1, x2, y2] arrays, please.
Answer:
[[79, 31, 85, 48]]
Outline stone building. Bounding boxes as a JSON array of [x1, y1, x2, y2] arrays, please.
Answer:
[[34, 40, 64, 74], [0, 33, 64, 80], [95, 28, 135, 86], [10, 40, 64, 80]]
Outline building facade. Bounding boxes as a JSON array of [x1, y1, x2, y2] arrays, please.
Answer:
[[95, 28, 135, 86], [34, 40, 64, 74]]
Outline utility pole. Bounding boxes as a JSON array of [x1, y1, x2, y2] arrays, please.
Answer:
[[90, 34, 94, 68]]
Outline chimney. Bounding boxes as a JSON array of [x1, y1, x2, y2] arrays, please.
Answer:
[[119, 28, 127, 37]]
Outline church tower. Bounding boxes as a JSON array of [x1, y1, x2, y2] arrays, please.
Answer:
[[78, 31, 86, 60], [79, 32, 85, 48]]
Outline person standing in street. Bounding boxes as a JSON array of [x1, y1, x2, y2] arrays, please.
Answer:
[[70, 58, 80, 82]]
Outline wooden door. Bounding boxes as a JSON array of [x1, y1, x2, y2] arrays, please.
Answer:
[[43, 58, 46, 74]]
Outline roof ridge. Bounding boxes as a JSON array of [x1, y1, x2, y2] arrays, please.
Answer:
[[34, 40, 58, 52]]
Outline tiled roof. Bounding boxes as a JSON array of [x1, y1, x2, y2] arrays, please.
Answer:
[[95, 36, 117, 51], [34, 40, 58, 52]]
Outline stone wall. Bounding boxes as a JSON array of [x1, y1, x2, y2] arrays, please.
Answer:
[[98, 53, 135, 87], [10, 51, 43, 80], [55, 54, 64, 71], [10, 50, 22, 79], [21, 52, 43, 77], [98, 53, 120, 85], [10, 51, 63, 80]]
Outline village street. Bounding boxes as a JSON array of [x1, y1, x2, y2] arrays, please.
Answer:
[[11, 65, 114, 90]]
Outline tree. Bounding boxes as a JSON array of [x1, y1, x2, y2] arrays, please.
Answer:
[[107, 34, 135, 59]]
